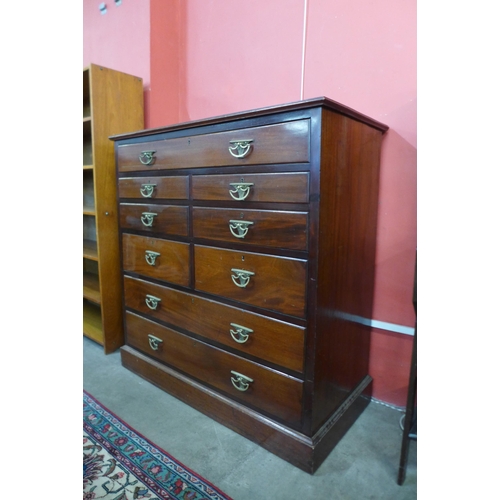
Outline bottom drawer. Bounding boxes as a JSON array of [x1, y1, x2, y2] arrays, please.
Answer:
[[125, 311, 303, 427]]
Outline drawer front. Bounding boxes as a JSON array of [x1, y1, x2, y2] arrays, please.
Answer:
[[195, 245, 307, 318], [120, 203, 189, 236], [193, 207, 308, 251], [192, 172, 310, 203], [123, 276, 305, 372], [119, 176, 189, 200], [116, 120, 310, 172], [125, 311, 303, 426], [122, 234, 190, 286]]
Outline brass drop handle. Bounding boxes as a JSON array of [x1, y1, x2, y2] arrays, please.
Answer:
[[231, 268, 255, 288], [230, 370, 254, 391], [148, 334, 163, 351], [229, 220, 254, 239], [145, 294, 161, 310], [228, 140, 253, 159], [229, 182, 254, 201], [230, 323, 253, 344], [145, 250, 160, 266], [141, 212, 157, 227], [140, 183, 156, 198], [139, 150, 156, 165]]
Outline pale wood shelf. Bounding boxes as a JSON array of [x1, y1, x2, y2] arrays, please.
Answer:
[[83, 206, 96, 216], [83, 239, 98, 260], [82, 64, 144, 353], [83, 272, 100, 304], [83, 300, 103, 344]]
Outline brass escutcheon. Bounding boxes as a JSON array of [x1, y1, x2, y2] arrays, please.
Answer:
[[229, 220, 254, 239], [229, 182, 254, 201], [139, 150, 156, 165], [141, 212, 157, 227], [148, 334, 163, 351], [145, 294, 161, 310], [145, 250, 160, 266], [230, 370, 254, 391], [228, 140, 253, 159], [140, 183, 157, 198], [229, 323, 254, 344], [230, 268, 255, 288]]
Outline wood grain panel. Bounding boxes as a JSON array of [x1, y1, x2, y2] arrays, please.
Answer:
[[119, 203, 188, 236], [194, 245, 307, 318], [116, 119, 310, 172], [125, 311, 303, 426], [311, 109, 383, 431], [122, 234, 190, 286], [193, 207, 308, 250], [118, 176, 189, 200], [192, 172, 310, 203], [123, 276, 305, 372]]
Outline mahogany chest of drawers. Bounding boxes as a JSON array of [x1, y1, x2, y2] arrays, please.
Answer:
[[111, 97, 388, 473]]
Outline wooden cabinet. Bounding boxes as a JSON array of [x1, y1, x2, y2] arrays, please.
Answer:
[[112, 97, 388, 472], [83, 64, 144, 353]]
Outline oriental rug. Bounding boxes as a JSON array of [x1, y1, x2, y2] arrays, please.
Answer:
[[84, 391, 232, 500]]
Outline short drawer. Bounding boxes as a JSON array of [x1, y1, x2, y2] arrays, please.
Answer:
[[122, 234, 190, 286], [123, 276, 305, 373], [116, 119, 310, 172], [118, 176, 189, 200], [192, 172, 309, 203], [195, 245, 307, 318], [120, 203, 188, 236], [125, 311, 303, 426], [193, 207, 308, 251]]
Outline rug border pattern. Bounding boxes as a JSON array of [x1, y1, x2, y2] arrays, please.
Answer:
[[84, 390, 232, 500]]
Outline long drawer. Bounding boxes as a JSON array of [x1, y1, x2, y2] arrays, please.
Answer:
[[125, 311, 303, 427], [118, 176, 189, 200], [123, 276, 305, 372], [119, 203, 189, 236], [122, 234, 190, 286], [193, 207, 308, 250], [192, 172, 310, 203], [194, 245, 307, 318], [116, 120, 310, 172]]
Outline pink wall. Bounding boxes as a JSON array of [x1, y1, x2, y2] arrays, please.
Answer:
[[83, 0, 417, 407], [83, 0, 151, 123]]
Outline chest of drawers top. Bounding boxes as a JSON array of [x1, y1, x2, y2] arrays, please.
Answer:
[[112, 96, 386, 170], [111, 97, 388, 474]]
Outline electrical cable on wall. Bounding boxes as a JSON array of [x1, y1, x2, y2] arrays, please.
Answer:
[[301, 0, 309, 100]]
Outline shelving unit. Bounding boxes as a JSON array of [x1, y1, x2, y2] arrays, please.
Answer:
[[83, 64, 144, 353]]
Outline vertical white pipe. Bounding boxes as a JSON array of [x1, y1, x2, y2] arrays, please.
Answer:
[[301, 0, 309, 100]]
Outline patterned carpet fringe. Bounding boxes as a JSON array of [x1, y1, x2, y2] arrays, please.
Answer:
[[84, 391, 232, 500]]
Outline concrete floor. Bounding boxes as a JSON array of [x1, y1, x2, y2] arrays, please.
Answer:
[[83, 336, 416, 499]]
